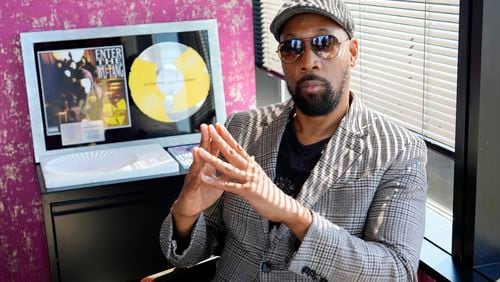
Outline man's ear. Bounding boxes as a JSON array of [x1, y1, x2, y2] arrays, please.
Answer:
[[348, 38, 359, 68]]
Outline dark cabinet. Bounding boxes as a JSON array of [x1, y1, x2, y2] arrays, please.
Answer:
[[38, 166, 185, 282]]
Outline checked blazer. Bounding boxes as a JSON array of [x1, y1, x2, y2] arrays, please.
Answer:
[[160, 94, 428, 281]]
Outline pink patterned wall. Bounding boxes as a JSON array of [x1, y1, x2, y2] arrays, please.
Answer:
[[0, 0, 256, 280]]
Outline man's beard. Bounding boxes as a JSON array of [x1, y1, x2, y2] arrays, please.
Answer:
[[287, 73, 347, 116]]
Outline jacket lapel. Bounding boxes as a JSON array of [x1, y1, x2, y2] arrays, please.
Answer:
[[295, 122, 367, 209], [246, 101, 294, 235], [251, 100, 294, 181]]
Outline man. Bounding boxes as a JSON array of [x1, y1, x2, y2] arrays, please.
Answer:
[[160, 0, 428, 280]]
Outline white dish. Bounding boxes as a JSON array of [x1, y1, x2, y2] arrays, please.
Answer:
[[40, 144, 179, 190], [44, 150, 137, 174]]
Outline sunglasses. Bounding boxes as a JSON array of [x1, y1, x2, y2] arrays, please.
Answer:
[[277, 35, 346, 64]]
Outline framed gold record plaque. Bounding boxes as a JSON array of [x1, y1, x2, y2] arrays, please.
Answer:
[[20, 20, 226, 163]]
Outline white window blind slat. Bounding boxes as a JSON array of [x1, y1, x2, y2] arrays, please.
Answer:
[[359, 24, 458, 42], [360, 51, 458, 82], [360, 43, 458, 71], [351, 66, 456, 106], [353, 72, 456, 132], [360, 58, 458, 89], [363, 90, 456, 131], [352, 6, 459, 24], [359, 33, 458, 57], [354, 7, 459, 26], [356, 18, 459, 42], [359, 62, 458, 96], [358, 13, 459, 34], [346, 0, 458, 13], [359, 40, 458, 70]]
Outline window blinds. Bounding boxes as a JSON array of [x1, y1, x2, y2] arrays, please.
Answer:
[[253, 0, 459, 150], [253, 0, 284, 74], [346, 0, 459, 150]]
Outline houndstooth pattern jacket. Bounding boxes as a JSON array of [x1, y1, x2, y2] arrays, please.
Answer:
[[160, 94, 428, 281]]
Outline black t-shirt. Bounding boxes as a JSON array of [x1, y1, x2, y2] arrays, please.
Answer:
[[275, 121, 330, 199]]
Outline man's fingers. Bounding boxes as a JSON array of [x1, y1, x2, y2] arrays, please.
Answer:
[[199, 124, 210, 150], [199, 168, 246, 194], [215, 123, 252, 160], [189, 147, 204, 170], [208, 125, 247, 169], [208, 139, 220, 157], [191, 124, 219, 170], [198, 147, 252, 183]]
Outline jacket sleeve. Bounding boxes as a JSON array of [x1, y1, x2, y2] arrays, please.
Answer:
[[159, 195, 225, 267], [288, 138, 428, 281]]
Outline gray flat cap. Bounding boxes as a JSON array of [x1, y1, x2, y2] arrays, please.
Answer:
[[270, 0, 355, 41]]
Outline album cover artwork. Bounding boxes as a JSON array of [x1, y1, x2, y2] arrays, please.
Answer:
[[37, 45, 131, 140]]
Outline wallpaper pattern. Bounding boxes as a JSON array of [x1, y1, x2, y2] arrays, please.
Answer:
[[0, 0, 256, 280]]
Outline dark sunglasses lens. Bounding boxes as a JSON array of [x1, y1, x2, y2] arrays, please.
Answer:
[[311, 35, 339, 59], [279, 39, 304, 63]]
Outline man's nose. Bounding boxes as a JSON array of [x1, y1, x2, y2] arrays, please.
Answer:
[[299, 46, 320, 72]]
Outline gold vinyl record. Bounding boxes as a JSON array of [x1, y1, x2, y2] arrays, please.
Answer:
[[129, 42, 210, 123]]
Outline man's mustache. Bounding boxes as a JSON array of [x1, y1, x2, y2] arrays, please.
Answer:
[[296, 74, 329, 86]]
